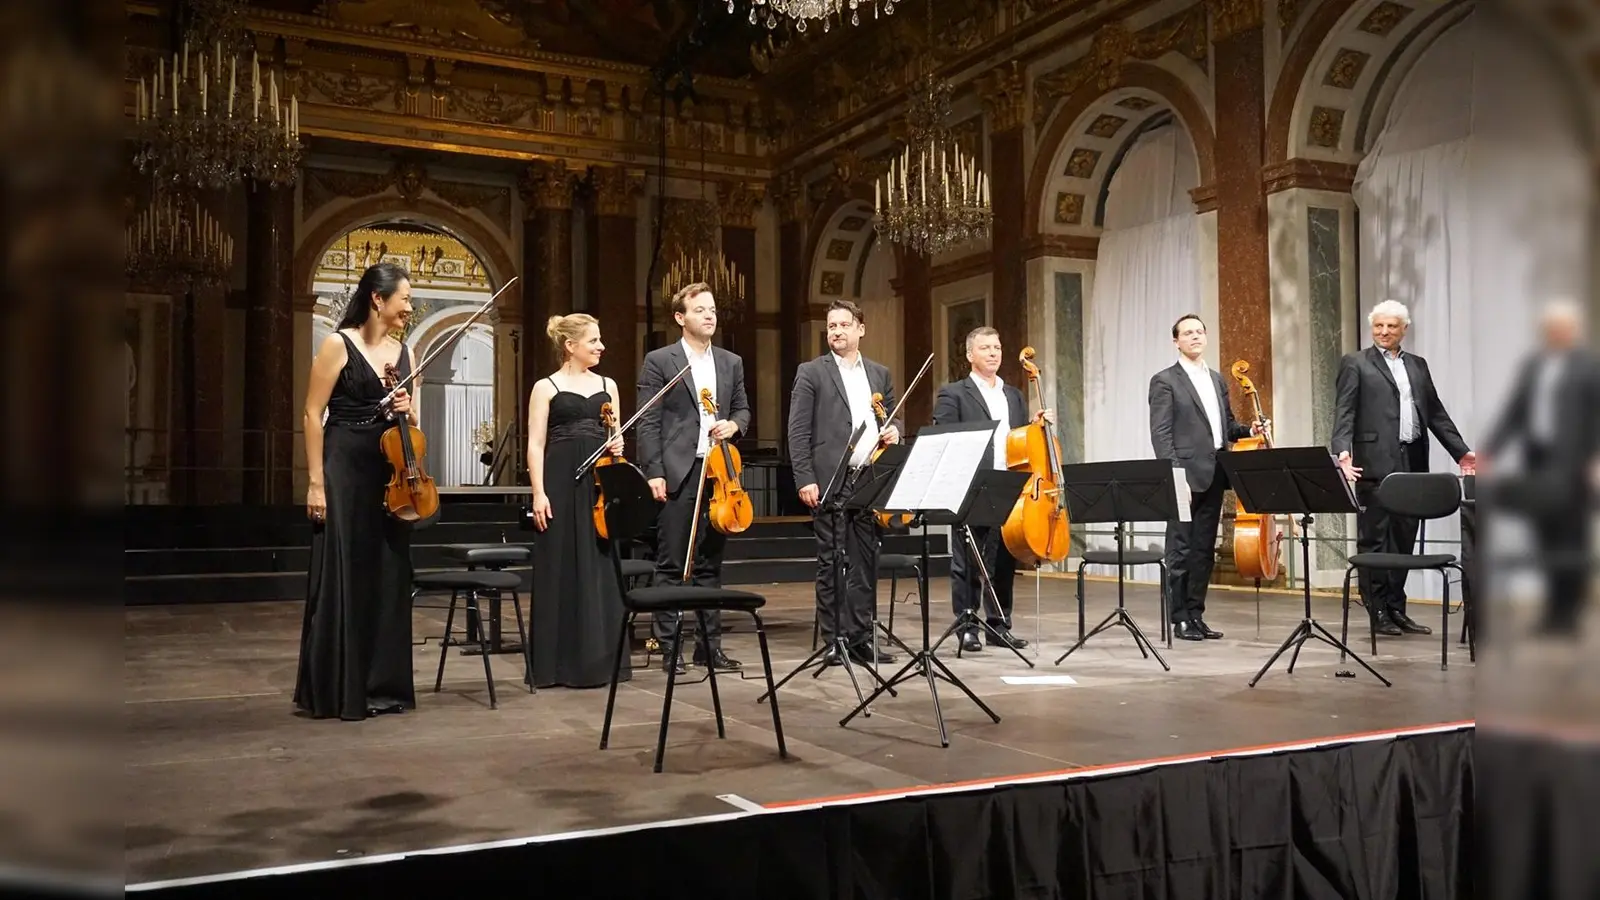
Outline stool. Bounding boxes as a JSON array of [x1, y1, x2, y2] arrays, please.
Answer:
[[1077, 549, 1169, 646], [443, 543, 531, 656], [414, 570, 530, 708]]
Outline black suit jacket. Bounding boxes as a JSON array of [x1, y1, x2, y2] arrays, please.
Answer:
[[1330, 345, 1470, 482], [787, 353, 901, 491], [1485, 348, 1600, 476], [636, 340, 751, 491], [1148, 362, 1251, 494], [931, 375, 1027, 469]]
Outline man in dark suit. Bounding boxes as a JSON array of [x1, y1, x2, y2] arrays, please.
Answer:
[[787, 299, 901, 665], [636, 282, 750, 673], [932, 325, 1033, 652], [1148, 314, 1261, 641], [1482, 299, 1599, 635], [1331, 300, 1474, 638]]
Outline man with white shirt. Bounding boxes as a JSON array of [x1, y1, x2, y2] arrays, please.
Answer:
[[636, 282, 751, 673], [787, 300, 901, 664], [1330, 300, 1473, 638], [1149, 314, 1261, 641], [932, 326, 1032, 653]]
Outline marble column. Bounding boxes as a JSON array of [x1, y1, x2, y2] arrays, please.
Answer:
[[519, 160, 577, 388], [243, 184, 295, 505], [719, 182, 763, 442], [1210, 3, 1274, 419], [983, 64, 1029, 391], [588, 166, 643, 414], [776, 178, 808, 441], [895, 247, 934, 430]]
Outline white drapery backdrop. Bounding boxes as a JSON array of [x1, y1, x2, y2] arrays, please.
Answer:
[[415, 325, 496, 487], [1352, 10, 1591, 600], [1082, 123, 1203, 581]]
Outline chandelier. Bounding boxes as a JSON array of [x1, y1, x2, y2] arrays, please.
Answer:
[[126, 193, 234, 291], [731, 0, 895, 32], [658, 246, 745, 316], [132, 0, 302, 192], [872, 71, 992, 257]]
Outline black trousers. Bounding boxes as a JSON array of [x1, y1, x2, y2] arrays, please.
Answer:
[[1524, 445, 1593, 632], [1354, 442, 1426, 618], [651, 459, 723, 651], [1164, 476, 1227, 623], [950, 524, 1015, 635], [812, 469, 879, 644]]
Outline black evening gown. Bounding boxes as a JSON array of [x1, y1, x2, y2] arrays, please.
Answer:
[[294, 333, 417, 720], [531, 385, 632, 688]]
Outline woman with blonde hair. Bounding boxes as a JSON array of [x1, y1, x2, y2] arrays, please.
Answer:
[[525, 313, 631, 688]]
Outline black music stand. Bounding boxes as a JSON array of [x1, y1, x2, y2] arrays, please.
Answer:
[[1051, 459, 1180, 670], [1217, 447, 1390, 687], [845, 443, 919, 658], [759, 423, 897, 709], [838, 421, 1029, 747]]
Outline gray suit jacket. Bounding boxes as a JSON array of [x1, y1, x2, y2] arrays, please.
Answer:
[[1148, 362, 1251, 493], [787, 353, 901, 491], [931, 375, 1027, 469], [636, 341, 751, 491], [1329, 345, 1469, 483]]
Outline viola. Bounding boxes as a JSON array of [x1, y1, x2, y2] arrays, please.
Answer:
[[1228, 360, 1282, 582], [679, 388, 753, 582], [592, 401, 624, 539], [379, 362, 440, 522], [870, 391, 913, 530], [1000, 347, 1071, 567]]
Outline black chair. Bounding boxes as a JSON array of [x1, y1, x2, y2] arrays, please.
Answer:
[[414, 569, 530, 708], [1339, 472, 1467, 671], [1076, 547, 1170, 647], [594, 463, 788, 773]]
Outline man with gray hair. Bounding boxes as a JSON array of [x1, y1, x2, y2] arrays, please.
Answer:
[[1331, 300, 1475, 637]]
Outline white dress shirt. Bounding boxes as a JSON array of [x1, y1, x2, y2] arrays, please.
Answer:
[[971, 372, 1010, 469], [1178, 355, 1223, 450], [682, 338, 716, 457], [834, 352, 880, 467], [1380, 348, 1419, 442]]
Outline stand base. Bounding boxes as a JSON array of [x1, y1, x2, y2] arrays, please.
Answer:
[[838, 647, 1000, 747], [1054, 606, 1169, 671], [1248, 617, 1391, 688]]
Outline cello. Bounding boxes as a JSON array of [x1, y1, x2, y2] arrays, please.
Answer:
[[380, 362, 440, 522], [591, 401, 624, 539], [1228, 360, 1281, 582], [1000, 348, 1070, 567]]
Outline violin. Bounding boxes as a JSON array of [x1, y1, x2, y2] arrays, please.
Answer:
[[1228, 360, 1282, 582], [698, 388, 753, 536], [379, 362, 440, 522], [870, 392, 912, 530], [591, 401, 624, 540], [1000, 347, 1071, 567]]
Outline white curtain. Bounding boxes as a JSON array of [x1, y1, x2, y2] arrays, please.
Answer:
[[1352, 10, 1591, 599], [417, 326, 496, 486], [1083, 124, 1203, 581]]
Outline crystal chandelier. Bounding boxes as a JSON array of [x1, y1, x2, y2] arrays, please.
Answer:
[[731, 0, 895, 32], [126, 193, 234, 291], [658, 246, 745, 316], [872, 71, 992, 257], [132, 0, 302, 192]]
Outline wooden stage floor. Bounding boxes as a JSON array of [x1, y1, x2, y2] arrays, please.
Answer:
[[126, 576, 1475, 886]]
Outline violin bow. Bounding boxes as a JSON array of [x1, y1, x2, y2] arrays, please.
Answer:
[[573, 360, 693, 481], [377, 276, 519, 406], [876, 352, 935, 435]]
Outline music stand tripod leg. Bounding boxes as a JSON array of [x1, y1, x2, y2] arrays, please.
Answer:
[[955, 526, 1035, 669]]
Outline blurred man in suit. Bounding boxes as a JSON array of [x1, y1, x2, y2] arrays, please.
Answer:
[[1148, 314, 1263, 641], [932, 326, 1038, 652], [1482, 299, 1600, 636], [787, 299, 900, 665], [636, 282, 750, 673], [1331, 300, 1475, 637]]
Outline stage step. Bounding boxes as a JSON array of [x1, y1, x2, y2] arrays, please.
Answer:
[[123, 503, 951, 606]]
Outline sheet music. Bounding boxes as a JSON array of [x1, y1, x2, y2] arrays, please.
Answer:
[[883, 428, 994, 513], [884, 433, 948, 512], [1171, 467, 1192, 523]]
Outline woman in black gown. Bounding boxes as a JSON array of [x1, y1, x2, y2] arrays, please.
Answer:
[[525, 313, 632, 688], [296, 262, 419, 720]]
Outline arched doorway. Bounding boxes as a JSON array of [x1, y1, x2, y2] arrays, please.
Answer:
[[309, 221, 501, 486]]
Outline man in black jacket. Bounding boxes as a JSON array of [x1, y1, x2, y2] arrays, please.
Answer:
[[636, 282, 750, 672], [1483, 299, 1599, 635], [932, 326, 1034, 652], [1148, 314, 1262, 641], [787, 299, 900, 664], [1330, 300, 1474, 637]]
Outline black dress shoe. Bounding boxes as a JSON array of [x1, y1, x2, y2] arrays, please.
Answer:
[[985, 629, 1028, 649], [660, 651, 687, 675], [848, 641, 893, 665], [695, 649, 742, 671], [960, 633, 983, 652], [1372, 612, 1403, 636], [1390, 611, 1432, 635], [1173, 621, 1205, 641], [1193, 618, 1223, 639]]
